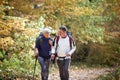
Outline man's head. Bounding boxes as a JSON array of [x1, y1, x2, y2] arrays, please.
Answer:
[[59, 26, 67, 37], [42, 28, 51, 38]]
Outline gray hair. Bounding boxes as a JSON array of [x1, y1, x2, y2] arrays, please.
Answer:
[[42, 28, 51, 34]]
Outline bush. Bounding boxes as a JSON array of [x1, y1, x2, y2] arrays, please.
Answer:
[[73, 37, 120, 66], [0, 52, 40, 80], [0, 16, 44, 79]]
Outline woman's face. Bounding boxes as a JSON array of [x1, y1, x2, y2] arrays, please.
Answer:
[[43, 32, 50, 38]]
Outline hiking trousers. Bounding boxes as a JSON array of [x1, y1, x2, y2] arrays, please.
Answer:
[[38, 56, 50, 80], [57, 58, 71, 80]]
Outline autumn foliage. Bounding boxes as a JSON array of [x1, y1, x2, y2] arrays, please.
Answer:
[[0, 0, 120, 79]]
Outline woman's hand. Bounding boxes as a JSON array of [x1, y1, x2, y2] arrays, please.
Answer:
[[32, 48, 39, 59], [49, 40, 53, 46], [51, 54, 55, 60]]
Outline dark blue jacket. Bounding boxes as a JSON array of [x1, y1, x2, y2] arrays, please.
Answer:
[[35, 36, 52, 59]]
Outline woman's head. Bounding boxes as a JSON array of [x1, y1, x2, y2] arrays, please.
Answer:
[[42, 28, 51, 38]]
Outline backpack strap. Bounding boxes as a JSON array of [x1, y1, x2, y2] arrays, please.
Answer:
[[52, 36, 60, 57], [55, 35, 74, 50], [56, 36, 60, 45], [53, 36, 59, 46], [68, 35, 76, 50], [38, 36, 43, 45], [69, 36, 72, 49], [55, 36, 60, 51]]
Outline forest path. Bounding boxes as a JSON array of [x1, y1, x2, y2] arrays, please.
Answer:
[[48, 66, 113, 80]]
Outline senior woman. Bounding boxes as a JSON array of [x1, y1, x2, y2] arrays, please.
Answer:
[[34, 28, 52, 80]]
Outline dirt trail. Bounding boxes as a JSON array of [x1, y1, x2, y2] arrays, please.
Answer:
[[48, 67, 113, 80]]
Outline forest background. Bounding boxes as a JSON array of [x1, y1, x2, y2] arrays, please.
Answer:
[[0, 0, 120, 80]]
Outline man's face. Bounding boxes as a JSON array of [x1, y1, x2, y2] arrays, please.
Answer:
[[59, 30, 66, 37], [43, 32, 50, 38]]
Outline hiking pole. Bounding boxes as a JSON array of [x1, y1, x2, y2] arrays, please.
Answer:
[[51, 58, 56, 76], [33, 57, 37, 80]]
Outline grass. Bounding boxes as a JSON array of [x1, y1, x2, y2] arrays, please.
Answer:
[[97, 67, 120, 80]]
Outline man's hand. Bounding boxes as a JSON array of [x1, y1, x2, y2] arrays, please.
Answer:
[[66, 53, 71, 57]]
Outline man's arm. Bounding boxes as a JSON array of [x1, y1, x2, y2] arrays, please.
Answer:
[[68, 39, 76, 55]]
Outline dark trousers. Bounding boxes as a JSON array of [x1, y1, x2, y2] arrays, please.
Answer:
[[57, 59, 71, 80], [38, 56, 50, 80]]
